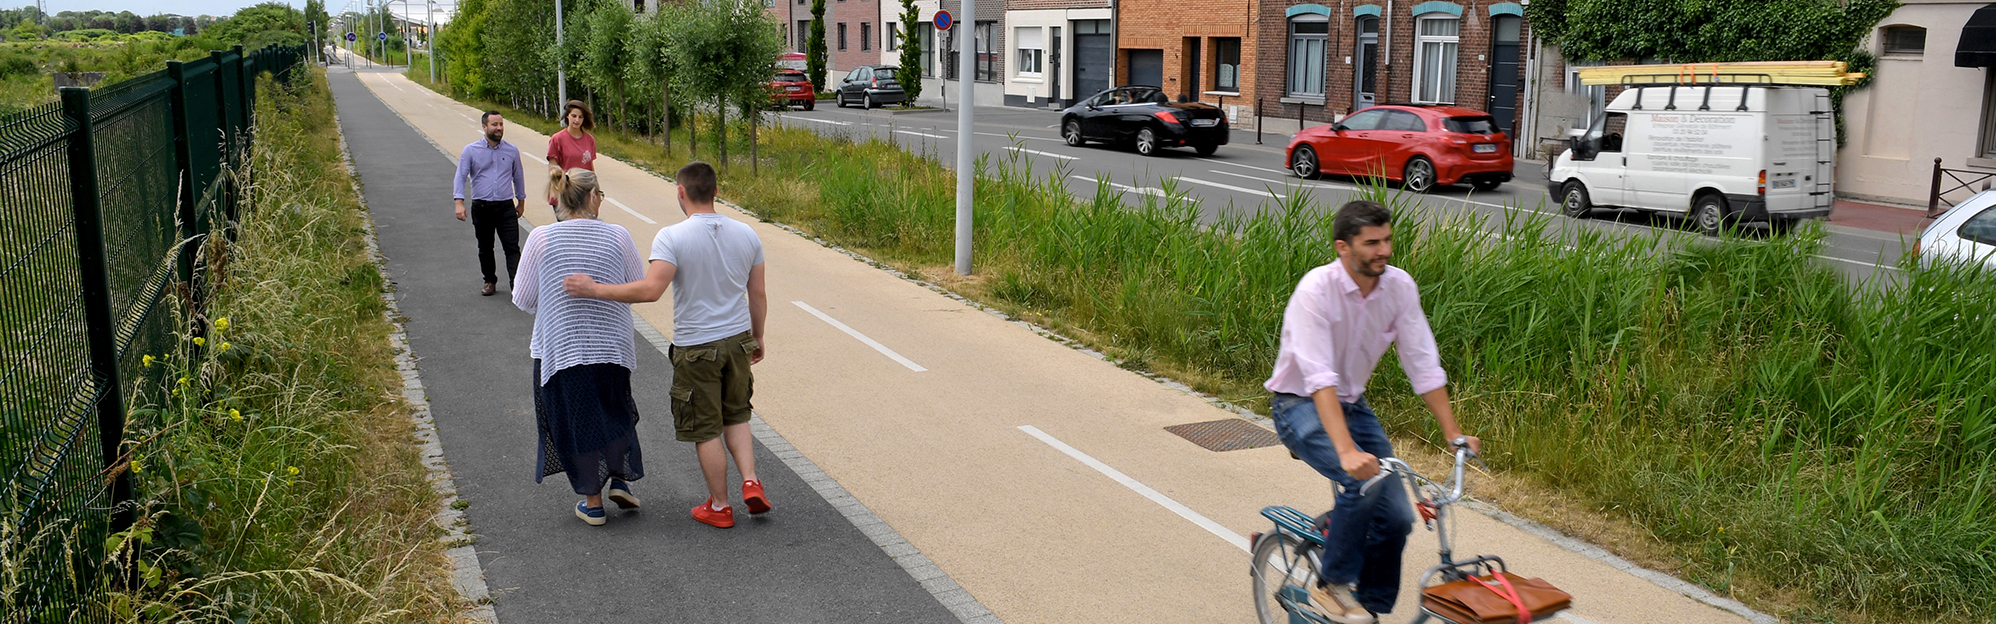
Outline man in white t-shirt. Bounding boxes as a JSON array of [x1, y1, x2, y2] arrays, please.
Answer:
[[563, 161, 770, 529]]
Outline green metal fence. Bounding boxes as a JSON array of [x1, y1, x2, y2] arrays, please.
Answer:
[[0, 43, 305, 620]]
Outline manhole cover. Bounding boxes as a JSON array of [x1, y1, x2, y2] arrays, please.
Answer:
[[1166, 419, 1281, 452]]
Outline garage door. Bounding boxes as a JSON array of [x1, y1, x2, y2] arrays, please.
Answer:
[[1073, 30, 1113, 101]]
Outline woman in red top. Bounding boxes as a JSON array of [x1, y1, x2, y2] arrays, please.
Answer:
[[547, 100, 598, 205]]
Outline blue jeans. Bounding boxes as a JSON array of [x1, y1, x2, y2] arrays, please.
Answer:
[[1270, 393, 1415, 614]]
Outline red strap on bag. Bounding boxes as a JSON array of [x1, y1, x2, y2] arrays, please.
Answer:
[[1471, 573, 1532, 624]]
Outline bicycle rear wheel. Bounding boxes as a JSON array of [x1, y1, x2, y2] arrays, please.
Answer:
[[1251, 530, 1323, 624]]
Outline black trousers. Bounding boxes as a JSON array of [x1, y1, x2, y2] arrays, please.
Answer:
[[470, 199, 521, 286]]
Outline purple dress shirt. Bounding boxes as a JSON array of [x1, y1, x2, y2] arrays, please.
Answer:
[[453, 138, 526, 202], [1264, 263, 1448, 402]]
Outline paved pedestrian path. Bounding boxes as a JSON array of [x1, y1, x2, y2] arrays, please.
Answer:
[[329, 69, 964, 623], [335, 63, 1773, 624]]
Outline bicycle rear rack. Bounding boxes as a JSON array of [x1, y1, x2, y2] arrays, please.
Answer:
[[1261, 505, 1326, 547]]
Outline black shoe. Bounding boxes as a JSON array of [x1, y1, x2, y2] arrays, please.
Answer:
[[481, 283, 496, 296]]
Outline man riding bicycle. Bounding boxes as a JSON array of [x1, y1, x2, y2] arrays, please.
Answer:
[[1266, 200, 1480, 624]]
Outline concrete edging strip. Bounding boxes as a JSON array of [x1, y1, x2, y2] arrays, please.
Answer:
[[630, 318, 1004, 624]]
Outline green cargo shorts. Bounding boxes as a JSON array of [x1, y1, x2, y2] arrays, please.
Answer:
[[668, 331, 758, 443]]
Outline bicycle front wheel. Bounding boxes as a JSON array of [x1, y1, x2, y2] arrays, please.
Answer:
[[1251, 530, 1322, 624]]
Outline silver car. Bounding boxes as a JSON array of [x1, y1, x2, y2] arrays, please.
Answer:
[[1918, 191, 1996, 269]]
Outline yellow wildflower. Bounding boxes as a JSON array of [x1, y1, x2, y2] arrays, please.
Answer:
[[229, 409, 241, 421], [284, 466, 300, 477], [213, 317, 229, 332], [130, 458, 144, 474], [192, 337, 205, 347], [142, 355, 155, 368], [219, 342, 231, 352]]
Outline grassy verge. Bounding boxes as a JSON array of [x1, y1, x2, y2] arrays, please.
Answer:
[[76, 67, 461, 622], [416, 81, 1995, 622]]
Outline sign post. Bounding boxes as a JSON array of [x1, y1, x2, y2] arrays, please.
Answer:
[[934, 12, 951, 112], [948, 9, 973, 276]]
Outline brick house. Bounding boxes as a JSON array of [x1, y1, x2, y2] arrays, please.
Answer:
[[1251, 1, 1530, 137], [1002, 0, 1115, 108], [782, 0, 888, 86], [1116, 0, 1256, 117]]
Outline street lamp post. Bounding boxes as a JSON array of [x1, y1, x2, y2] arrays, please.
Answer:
[[954, 6, 975, 275], [427, 0, 436, 84], [556, 0, 566, 112]]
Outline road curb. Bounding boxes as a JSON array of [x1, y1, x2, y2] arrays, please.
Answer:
[[330, 77, 499, 623]]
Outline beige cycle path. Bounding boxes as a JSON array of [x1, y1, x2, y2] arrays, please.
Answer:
[[356, 69, 1762, 624]]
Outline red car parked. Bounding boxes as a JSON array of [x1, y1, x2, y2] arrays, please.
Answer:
[[1286, 104, 1513, 192], [771, 69, 815, 110]]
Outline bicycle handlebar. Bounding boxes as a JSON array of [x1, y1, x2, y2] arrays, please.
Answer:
[[1356, 441, 1483, 501]]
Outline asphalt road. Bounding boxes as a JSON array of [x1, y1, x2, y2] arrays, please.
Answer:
[[774, 104, 1910, 281], [330, 70, 963, 624]]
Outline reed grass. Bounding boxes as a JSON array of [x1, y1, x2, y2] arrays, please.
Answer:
[[427, 84, 1996, 622]]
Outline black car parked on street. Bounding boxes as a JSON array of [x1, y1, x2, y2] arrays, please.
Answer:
[[834, 65, 907, 109], [1060, 86, 1230, 157]]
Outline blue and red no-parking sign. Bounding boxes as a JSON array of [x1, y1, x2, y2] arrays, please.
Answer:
[[934, 10, 952, 31]]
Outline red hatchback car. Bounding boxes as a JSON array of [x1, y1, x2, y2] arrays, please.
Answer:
[[1286, 104, 1513, 192], [771, 69, 815, 110]]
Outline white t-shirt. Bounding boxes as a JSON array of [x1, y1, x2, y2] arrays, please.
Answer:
[[651, 213, 765, 346]]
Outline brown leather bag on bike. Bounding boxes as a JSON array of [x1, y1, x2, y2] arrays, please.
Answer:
[[1419, 571, 1571, 624]]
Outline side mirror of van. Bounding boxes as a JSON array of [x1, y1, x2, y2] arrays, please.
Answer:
[[1566, 128, 1586, 139]]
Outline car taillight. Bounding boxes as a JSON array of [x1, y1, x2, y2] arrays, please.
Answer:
[[1153, 111, 1181, 124], [1758, 170, 1767, 196]]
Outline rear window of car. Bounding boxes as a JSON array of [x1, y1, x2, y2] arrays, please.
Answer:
[[776, 72, 806, 81], [1445, 116, 1497, 134], [1960, 205, 1996, 246]]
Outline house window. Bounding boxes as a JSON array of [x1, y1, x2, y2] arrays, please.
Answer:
[[798, 20, 810, 50], [1214, 37, 1240, 91], [1016, 27, 1043, 76], [1883, 26, 1926, 57], [919, 23, 934, 76], [838, 22, 847, 50], [1414, 17, 1459, 103], [1286, 14, 1328, 97], [1981, 71, 1996, 158], [887, 22, 898, 51], [976, 21, 997, 82], [862, 22, 872, 51]]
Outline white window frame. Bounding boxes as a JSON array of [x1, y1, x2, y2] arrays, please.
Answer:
[[1413, 16, 1460, 104], [1015, 26, 1044, 77], [1286, 14, 1329, 98]]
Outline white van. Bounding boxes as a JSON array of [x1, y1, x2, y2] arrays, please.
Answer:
[[1547, 84, 1836, 235]]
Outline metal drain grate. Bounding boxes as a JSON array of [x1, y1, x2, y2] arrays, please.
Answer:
[[1166, 419, 1282, 452]]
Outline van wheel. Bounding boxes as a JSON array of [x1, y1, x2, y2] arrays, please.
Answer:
[[1693, 194, 1730, 237], [1561, 182, 1592, 218], [1403, 157, 1436, 193]]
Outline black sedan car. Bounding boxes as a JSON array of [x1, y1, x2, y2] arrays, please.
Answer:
[[834, 65, 906, 109], [1060, 86, 1230, 157]]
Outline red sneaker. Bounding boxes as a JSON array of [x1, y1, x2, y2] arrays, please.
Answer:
[[743, 479, 771, 515], [691, 499, 734, 528]]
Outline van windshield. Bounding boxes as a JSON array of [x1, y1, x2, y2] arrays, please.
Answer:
[[1445, 116, 1497, 134]]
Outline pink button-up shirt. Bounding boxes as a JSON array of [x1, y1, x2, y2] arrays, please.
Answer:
[[1264, 263, 1447, 402]]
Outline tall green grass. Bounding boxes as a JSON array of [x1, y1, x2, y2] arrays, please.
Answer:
[[423, 82, 1995, 621], [0, 67, 463, 622]]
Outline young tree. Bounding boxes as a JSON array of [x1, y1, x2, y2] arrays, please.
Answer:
[[627, 9, 680, 154], [895, 0, 922, 106], [579, 0, 633, 133], [439, 0, 489, 96], [806, 0, 827, 91], [667, 0, 782, 169]]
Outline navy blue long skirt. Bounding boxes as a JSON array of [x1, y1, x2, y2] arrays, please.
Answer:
[[533, 360, 644, 496]]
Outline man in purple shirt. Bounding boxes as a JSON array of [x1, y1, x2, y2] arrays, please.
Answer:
[[1265, 200, 1481, 624], [453, 111, 528, 296]]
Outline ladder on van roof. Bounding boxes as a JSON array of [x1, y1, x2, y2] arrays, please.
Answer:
[[1618, 74, 1774, 112]]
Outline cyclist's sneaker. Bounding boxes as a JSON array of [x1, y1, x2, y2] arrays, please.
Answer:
[[1305, 583, 1375, 624], [606, 480, 640, 509], [742, 479, 771, 515], [691, 498, 735, 528], [574, 500, 606, 526]]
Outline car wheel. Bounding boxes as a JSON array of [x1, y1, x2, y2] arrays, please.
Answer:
[[804, 98, 815, 111], [1195, 143, 1218, 157], [863, 94, 874, 109], [1403, 157, 1436, 193], [1064, 120, 1085, 147], [1290, 145, 1320, 179], [1136, 128, 1159, 156], [1561, 181, 1592, 218], [1693, 194, 1730, 237], [835, 92, 847, 108], [1471, 178, 1503, 192]]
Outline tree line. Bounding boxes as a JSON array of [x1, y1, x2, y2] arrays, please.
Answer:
[[432, 0, 783, 163]]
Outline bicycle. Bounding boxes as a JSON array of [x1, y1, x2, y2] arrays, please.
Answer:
[[1251, 441, 1557, 624]]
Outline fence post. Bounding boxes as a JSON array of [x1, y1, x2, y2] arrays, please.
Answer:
[[166, 61, 198, 296], [236, 45, 254, 169], [1929, 157, 1944, 218], [59, 87, 135, 535]]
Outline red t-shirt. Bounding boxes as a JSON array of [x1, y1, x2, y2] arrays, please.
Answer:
[[547, 129, 597, 172]]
